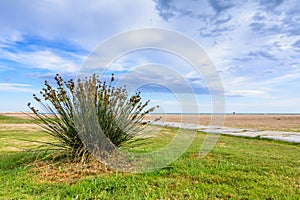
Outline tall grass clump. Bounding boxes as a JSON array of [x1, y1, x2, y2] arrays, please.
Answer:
[[28, 74, 157, 160]]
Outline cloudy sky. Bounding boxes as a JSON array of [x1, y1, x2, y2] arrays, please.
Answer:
[[0, 0, 299, 113]]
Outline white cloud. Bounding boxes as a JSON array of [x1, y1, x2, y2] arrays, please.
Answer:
[[226, 96, 300, 113], [226, 89, 266, 97], [0, 0, 164, 50], [263, 69, 300, 85], [0, 0, 299, 113], [0, 65, 13, 71], [0, 48, 83, 73], [0, 83, 36, 93]]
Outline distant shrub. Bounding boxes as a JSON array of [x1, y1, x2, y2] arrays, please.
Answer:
[[28, 74, 157, 160]]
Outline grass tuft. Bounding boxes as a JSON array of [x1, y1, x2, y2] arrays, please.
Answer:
[[27, 74, 157, 161]]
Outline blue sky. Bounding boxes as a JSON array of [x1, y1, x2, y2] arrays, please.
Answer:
[[0, 0, 299, 113]]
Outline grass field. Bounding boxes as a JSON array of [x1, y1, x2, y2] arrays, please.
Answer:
[[0, 115, 300, 199], [0, 114, 34, 124]]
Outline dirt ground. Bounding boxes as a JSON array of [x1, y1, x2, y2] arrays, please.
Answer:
[[1, 112, 300, 132]]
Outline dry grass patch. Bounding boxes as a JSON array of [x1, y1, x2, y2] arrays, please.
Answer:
[[30, 158, 111, 184]]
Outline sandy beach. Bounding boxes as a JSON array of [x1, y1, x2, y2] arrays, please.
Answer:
[[145, 114, 300, 132]]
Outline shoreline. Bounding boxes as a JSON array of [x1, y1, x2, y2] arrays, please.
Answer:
[[2, 112, 300, 143], [148, 120, 300, 144], [2, 112, 300, 132], [2, 112, 300, 115]]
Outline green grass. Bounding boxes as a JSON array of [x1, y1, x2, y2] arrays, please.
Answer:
[[0, 129, 51, 152], [0, 124, 299, 199], [0, 115, 35, 124]]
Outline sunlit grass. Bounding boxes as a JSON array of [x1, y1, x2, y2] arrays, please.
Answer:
[[0, 122, 299, 199], [0, 115, 34, 124]]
